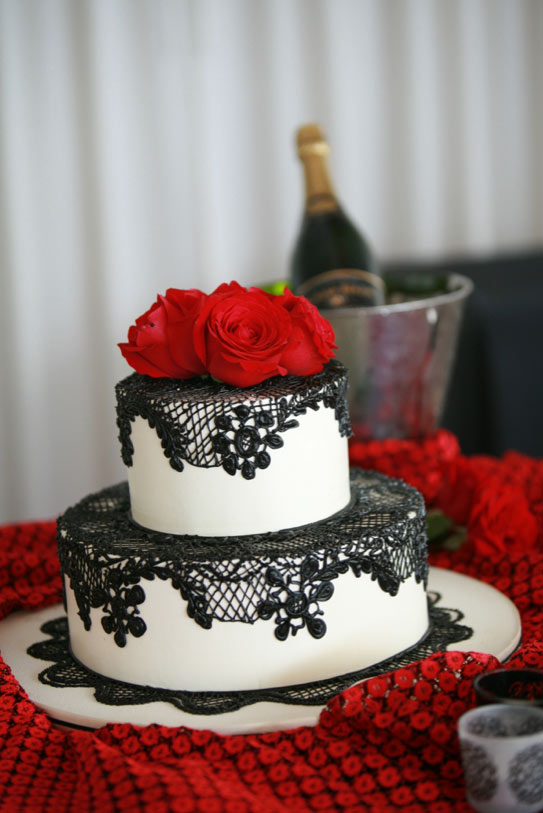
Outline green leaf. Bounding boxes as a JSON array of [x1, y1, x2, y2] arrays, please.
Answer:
[[425, 509, 468, 550], [258, 280, 291, 296], [426, 509, 454, 543]]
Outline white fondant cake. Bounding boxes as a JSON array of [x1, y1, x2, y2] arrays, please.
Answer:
[[56, 359, 430, 709], [65, 555, 428, 693]]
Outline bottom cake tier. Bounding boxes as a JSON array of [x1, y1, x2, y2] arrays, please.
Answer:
[[58, 469, 430, 694]]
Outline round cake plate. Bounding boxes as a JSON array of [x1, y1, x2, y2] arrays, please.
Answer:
[[0, 567, 521, 736]]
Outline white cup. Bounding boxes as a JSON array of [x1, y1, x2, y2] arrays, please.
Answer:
[[458, 703, 543, 812]]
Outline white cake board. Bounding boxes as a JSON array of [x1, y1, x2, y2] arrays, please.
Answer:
[[0, 567, 521, 735]]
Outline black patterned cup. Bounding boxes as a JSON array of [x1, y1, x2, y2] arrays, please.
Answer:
[[458, 704, 543, 812], [475, 669, 543, 708]]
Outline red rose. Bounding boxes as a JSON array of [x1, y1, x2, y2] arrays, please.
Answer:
[[193, 281, 291, 387], [277, 287, 336, 375], [435, 456, 481, 525], [468, 483, 539, 556], [119, 288, 207, 378]]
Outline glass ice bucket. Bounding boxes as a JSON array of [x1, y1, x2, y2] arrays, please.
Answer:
[[326, 274, 473, 440]]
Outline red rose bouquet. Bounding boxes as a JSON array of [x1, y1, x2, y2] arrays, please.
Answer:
[[119, 282, 336, 387]]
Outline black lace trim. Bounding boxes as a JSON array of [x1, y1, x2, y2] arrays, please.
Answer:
[[115, 359, 351, 479], [27, 592, 473, 715], [57, 469, 428, 647]]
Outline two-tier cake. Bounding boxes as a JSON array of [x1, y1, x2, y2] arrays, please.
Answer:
[[54, 282, 431, 715]]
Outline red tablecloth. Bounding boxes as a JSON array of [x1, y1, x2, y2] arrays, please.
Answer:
[[0, 431, 542, 812]]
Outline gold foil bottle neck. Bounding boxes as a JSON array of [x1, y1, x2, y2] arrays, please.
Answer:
[[296, 124, 330, 159], [295, 123, 336, 212]]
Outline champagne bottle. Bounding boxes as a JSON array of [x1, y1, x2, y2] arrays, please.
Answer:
[[290, 124, 385, 309]]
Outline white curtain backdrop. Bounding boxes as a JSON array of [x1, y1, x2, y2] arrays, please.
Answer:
[[1, 0, 542, 524]]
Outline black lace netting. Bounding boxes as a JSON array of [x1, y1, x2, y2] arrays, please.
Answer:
[[27, 592, 473, 715], [115, 359, 351, 480], [57, 469, 428, 648]]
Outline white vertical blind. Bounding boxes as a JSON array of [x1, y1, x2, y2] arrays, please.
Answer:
[[1, 0, 542, 524]]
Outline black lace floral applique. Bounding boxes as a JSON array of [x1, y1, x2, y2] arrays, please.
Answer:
[[258, 559, 335, 640], [96, 582, 147, 647], [116, 359, 351, 480], [211, 405, 291, 479]]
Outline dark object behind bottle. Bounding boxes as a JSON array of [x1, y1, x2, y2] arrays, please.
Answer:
[[290, 124, 385, 309], [405, 250, 543, 457]]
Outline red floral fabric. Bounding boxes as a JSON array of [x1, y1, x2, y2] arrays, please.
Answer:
[[0, 431, 542, 812]]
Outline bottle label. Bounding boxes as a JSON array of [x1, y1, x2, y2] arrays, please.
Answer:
[[306, 193, 338, 215], [296, 269, 385, 308]]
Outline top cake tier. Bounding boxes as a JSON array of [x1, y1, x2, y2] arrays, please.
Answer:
[[116, 359, 352, 537]]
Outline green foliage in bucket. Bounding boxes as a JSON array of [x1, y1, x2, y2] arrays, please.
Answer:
[[259, 280, 291, 296]]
